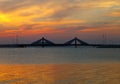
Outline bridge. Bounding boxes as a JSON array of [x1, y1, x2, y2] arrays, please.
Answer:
[[0, 37, 120, 48], [31, 37, 55, 47], [64, 37, 89, 47], [30, 37, 89, 47]]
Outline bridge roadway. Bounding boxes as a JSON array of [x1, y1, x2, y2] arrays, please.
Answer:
[[0, 37, 120, 48], [0, 44, 120, 48]]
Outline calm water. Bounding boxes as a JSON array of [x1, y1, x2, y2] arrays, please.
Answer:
[[0, 47, 120, 84], [0, 47, 120, 64]]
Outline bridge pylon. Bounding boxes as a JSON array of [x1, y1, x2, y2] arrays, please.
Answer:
[[31, 37, 55, 47], [64, 37, 89, 47]]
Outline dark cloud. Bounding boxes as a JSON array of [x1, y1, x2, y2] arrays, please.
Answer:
[[0, 0, 48, 13], [48, 6, 79, 21]]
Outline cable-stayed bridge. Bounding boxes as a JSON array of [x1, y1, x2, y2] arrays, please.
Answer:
[[0, 37, 120, 48]]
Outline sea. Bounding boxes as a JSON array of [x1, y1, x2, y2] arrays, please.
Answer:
[[0, 47, 120, 64], [0, 47, 120, 84]]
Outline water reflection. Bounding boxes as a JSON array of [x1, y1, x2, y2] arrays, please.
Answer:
[[0, 64, 120, 84]]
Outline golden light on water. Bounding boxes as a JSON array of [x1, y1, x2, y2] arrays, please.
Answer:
[[0, 64, 120, 84]]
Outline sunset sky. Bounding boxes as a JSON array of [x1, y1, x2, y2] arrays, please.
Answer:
[[0, 0, 120, 44]]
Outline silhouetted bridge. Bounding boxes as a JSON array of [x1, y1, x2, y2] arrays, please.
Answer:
[[30, 37, 89, 48], [0, 37, 120, 48]]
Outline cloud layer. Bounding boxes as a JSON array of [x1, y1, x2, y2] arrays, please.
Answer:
[[0, 0, 120, 43]]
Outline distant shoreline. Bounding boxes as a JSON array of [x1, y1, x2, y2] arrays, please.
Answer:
[[0, 44, 120, 48]]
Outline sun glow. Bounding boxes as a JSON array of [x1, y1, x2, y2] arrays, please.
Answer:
[[0, 13, 10, 23]]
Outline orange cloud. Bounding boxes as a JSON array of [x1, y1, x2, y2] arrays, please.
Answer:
[[109, 11, 120, 17], [79, 27, 120, 32], [4, 30, 22, 33], [97, 1, 119, 8], [0, 0, 120, 44], [76, 0, 119, 9], [79, 28, 101, 32]]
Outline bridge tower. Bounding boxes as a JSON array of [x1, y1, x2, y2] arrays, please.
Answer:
[[31, 37, 55, 47], [64, 37, 89, 47]]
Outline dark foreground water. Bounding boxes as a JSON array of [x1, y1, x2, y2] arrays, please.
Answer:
[[0, 47, 120, 64]]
